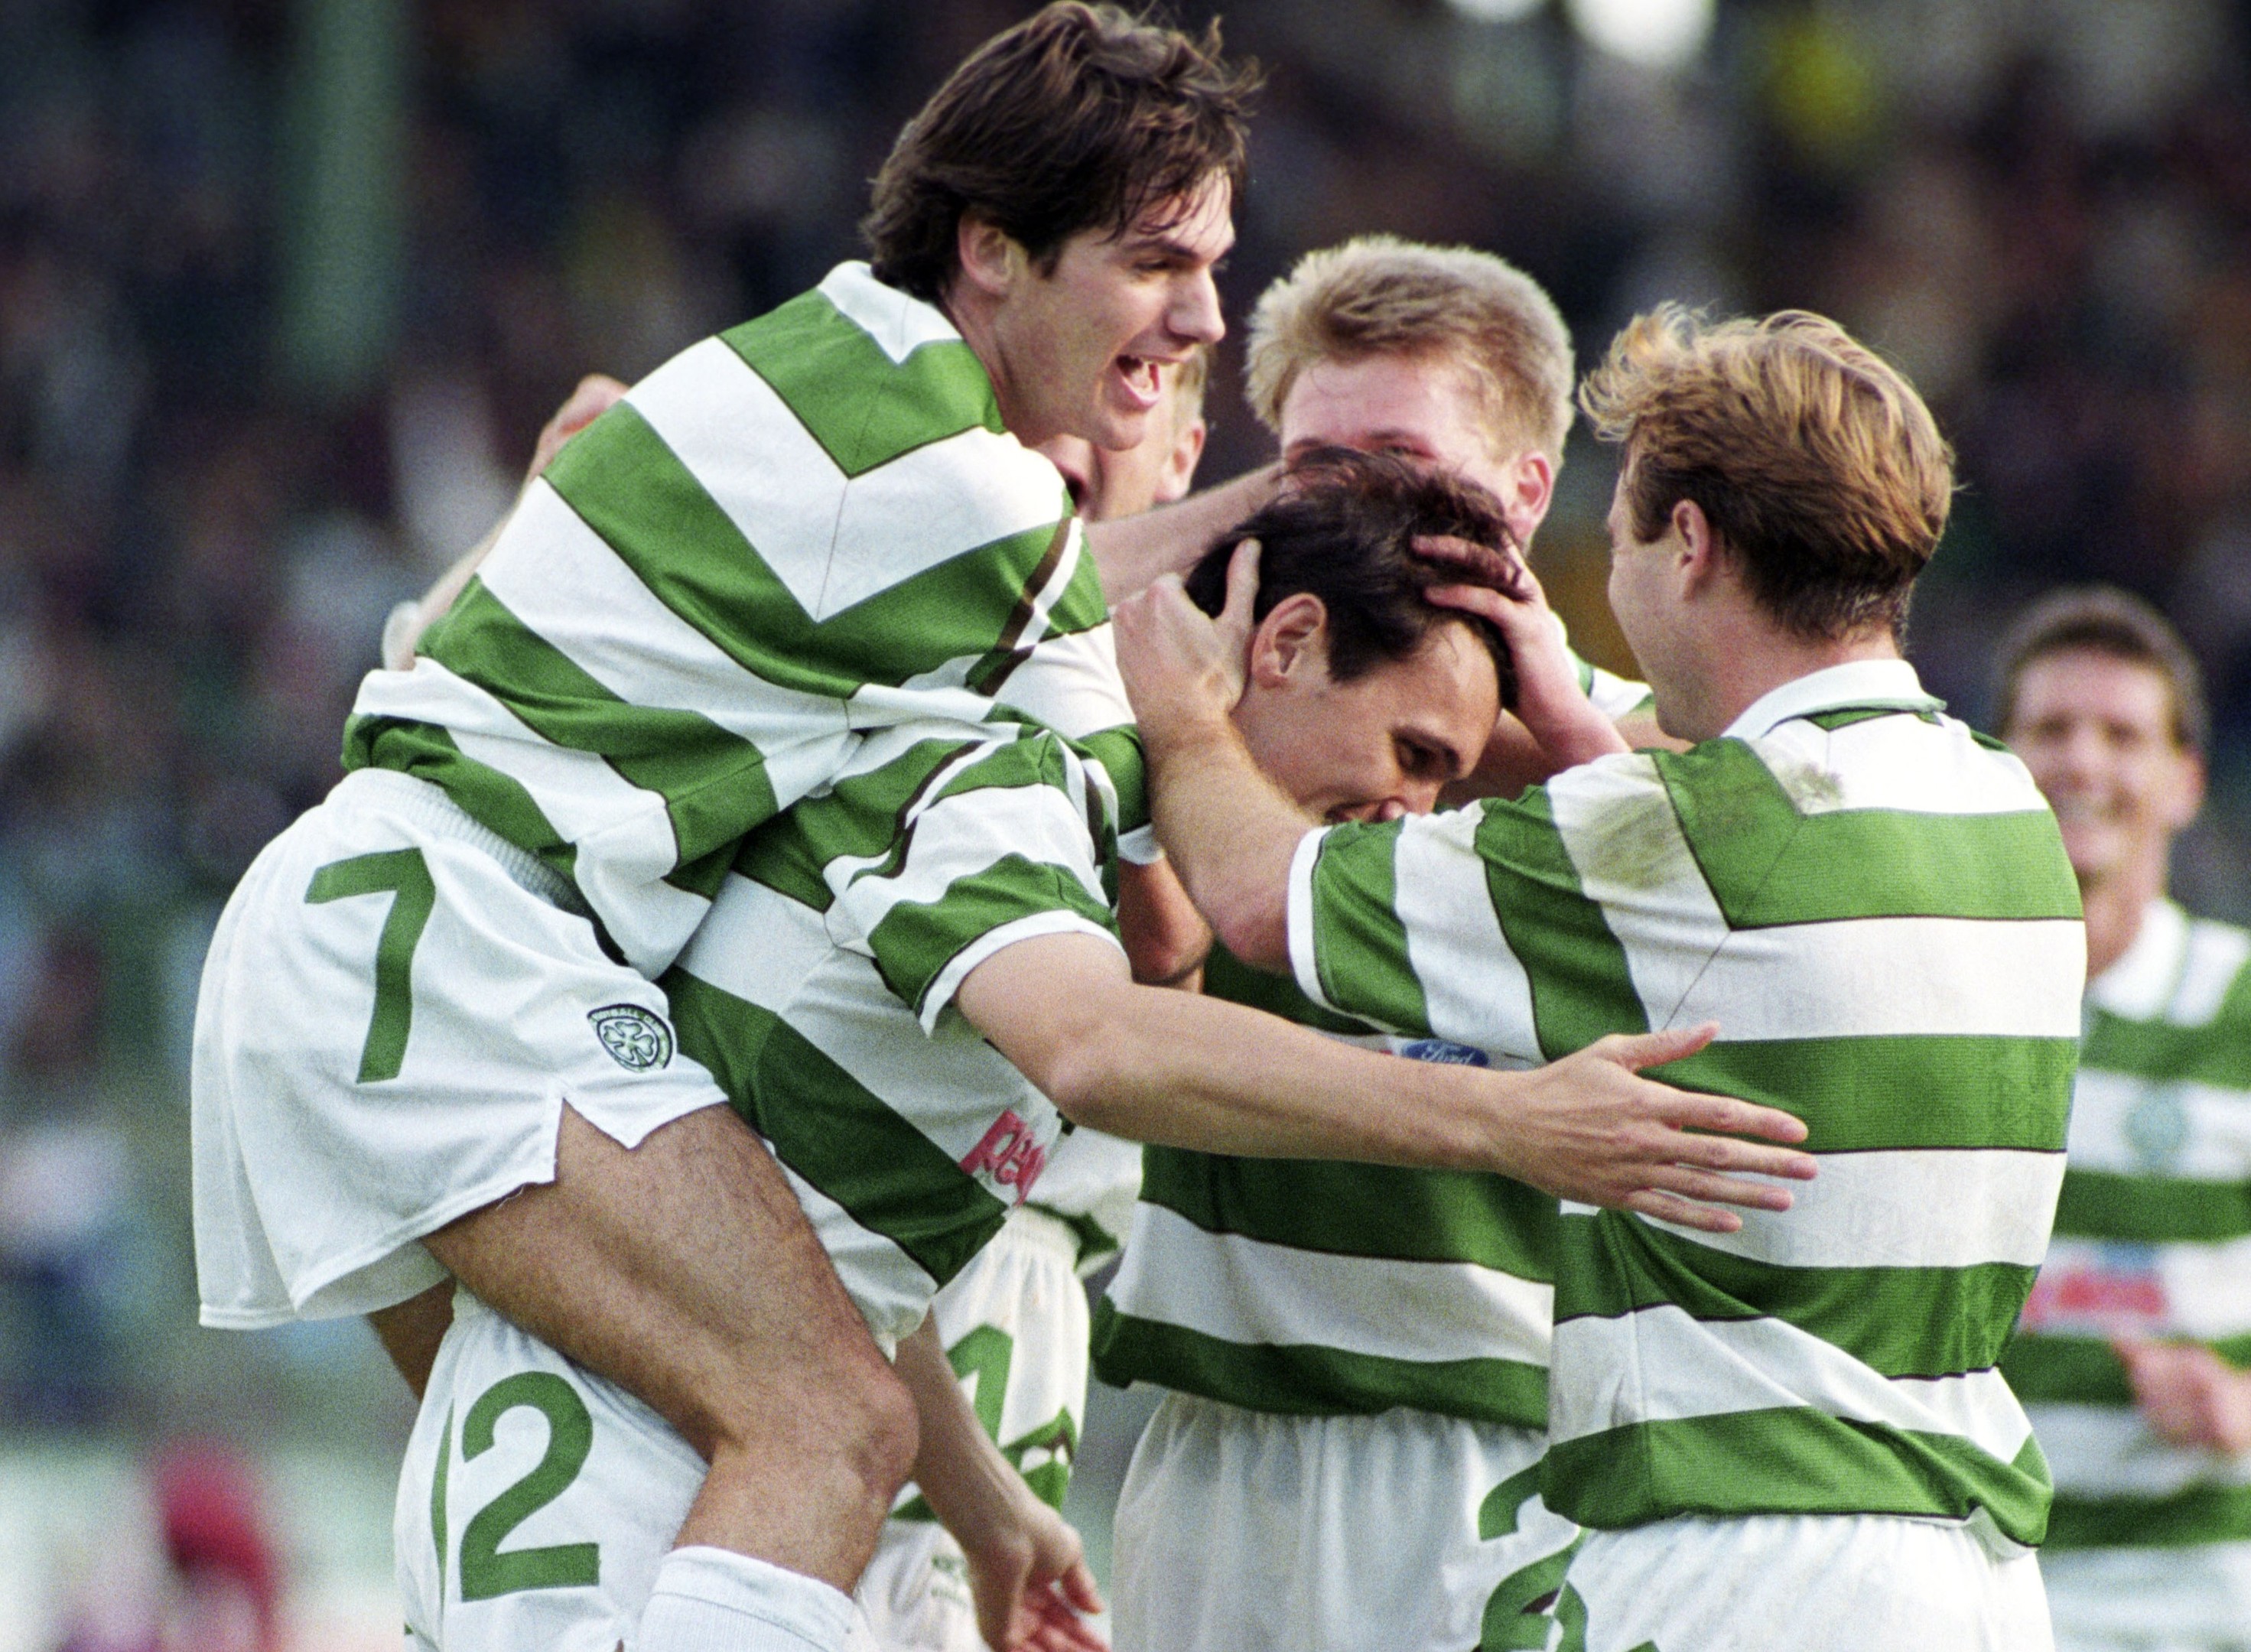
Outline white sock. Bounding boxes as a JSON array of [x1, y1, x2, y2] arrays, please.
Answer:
[[633, 1546, 857, 1652]]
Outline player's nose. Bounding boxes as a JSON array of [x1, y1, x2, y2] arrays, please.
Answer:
[[1170, 268, 1225, 348]]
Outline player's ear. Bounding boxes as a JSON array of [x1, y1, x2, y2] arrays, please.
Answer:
[[1673, 499, 1723, 590], [955, 213, 1025, 301], [1500, 447, 1554, 545], [2167, 746, 2209, 831], [1250, 591, 1326, 688], [1156, 418, 1208, 506]]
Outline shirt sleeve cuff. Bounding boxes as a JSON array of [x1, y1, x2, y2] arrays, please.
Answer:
[[1287, 826, 1339, 1014], [918, 910, 1126, 1034], [1116, 823, 1165, 866]]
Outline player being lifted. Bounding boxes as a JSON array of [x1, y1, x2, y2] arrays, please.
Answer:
[[196, 9, 1817, 1652], [1116, 306, 2083, 1650], [1095, 237, 1651, 1652], [1995, 590, 2251, 1652]]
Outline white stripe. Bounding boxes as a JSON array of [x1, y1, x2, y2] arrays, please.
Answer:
[[1750, 715, 2051, 817], [2175, 918, 2251, 1025], [679, 872, 1065, 1174], [1549, 1302, 2035, 1466], [1644, 1149, 2064, 1269], [480, 480, 852, 774], [776, 1153, 938, 1355], [1667, 916, 2086, 1039], [817, 262, 963, 364], [1395, 805, 1540, 1062], [1006, 515, 1085, 655], [2165, 1231, 2251, 1341], [626, 338, 1062, 622], [1289, 827, 1339, 1013], [2067, 1067, 2251, 1182], [2028, 1400, 2251, 1498], [992, 617, 1134, 743], [917, 909, 1123, 1033], [676, 873, 831, 1011], [1584, 662, 1651, 723], [826, 780, 1111, 955], [1110, 1202, 1553, 1367], [352, 660, 707, 975]]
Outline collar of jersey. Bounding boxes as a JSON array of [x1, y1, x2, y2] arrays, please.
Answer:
[[1720, 657, 1940, 742], [2087, 896, 2188, 1019]]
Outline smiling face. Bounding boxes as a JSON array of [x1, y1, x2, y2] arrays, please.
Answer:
[[1230, 597, 1500, 823], [2005, 648, 2204, 890], [978, 174, 1231, 453]]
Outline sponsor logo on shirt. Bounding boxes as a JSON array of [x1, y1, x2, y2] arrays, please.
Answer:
[[2018, 1240, 2171, 1336], [587, 1003, 674, 1072], [960, 1108, 1048, 1202], [1398, 1039, 1491, 1067]]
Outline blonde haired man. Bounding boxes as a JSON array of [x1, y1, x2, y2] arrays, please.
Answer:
[[1093, 240, 1654, 1652], [1251, 236, 1659, 782], [1117, 304, 2081, 1650]]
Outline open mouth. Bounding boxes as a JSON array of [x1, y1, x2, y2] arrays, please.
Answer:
[[1114, 354, 1166, 408]]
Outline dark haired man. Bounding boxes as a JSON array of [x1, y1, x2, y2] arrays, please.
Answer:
[[194, 9, 1270, 1652], [1993, 590, 2251, 1652], [1117, 308, 2083, 1649]]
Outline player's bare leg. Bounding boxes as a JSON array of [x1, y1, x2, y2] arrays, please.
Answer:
[[418, 1101, 919, 1592]]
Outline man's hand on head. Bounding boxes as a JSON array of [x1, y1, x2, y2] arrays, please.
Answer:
[[1113, 538, 1261, 739], [1414, 533, 1630, 772]]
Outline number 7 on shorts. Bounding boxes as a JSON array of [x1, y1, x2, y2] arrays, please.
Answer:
[[306, 847, 435, 1083]]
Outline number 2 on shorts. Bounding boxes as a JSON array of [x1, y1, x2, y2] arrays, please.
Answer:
[[305, 847, 435, 1082]]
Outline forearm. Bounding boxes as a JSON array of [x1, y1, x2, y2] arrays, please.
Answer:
[[893, 1317, 1030, 1548], [1142, 710, 1309, 970], [1088, 463, 1277, 603], [1117, 855, 1212, 985]]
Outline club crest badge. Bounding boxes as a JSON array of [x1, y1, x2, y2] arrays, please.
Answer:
[[589, 1003, 673, 1072]]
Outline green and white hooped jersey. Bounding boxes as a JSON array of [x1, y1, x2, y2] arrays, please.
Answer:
[[1091, 948, 1558, 1429], [662, 719, 1126, 1352], [2003, 898, 2251, 1552], [343, 262, 1137, 982], [1286, 659, 2083, 1547]]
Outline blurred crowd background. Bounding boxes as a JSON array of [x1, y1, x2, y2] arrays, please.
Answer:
[[4, 0, 2251, 1644]]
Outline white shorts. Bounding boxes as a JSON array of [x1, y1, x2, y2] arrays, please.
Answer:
[[398, 1293, 891, 1652], [396, 1291, 703, 1652], [2042, 1540, 2251, 1652], [1111, 1392, 1579, 1652], [194, 769, 728, 1326], [1559, 1512, 2054, 1652], [860, 1207, 1090, 1652]]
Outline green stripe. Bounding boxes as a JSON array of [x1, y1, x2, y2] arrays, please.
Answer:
[[1654, 739, 2080, 927], [665, 969, 1004, 1287], [1557, 1212, 2037, 1378], [343, 717, 581, 896], [1059, 723, 1147, 841], [2055, 1166, 2251, 1243], [1204, 944, 1386, 1039], [547, 403, 1064, 688], [1478, 791, 1648, 1055], [1543, 1407, 2051, 1543], [1139, 1145, 1556, 1277], [2084, 1012, 2251, 1089], [863, 851, 1117, 1016], [1802, 704, 1937, 730], [2045, 1483, 2251, 1549], [721, 288, 1005, 478], [1308, 821, 1431, 1035], [2001, 1335, 2132, 1406], [425, 582, 780, 873], [2006, 1332, 2251, 1404], [1088, 1299, 1549, 1428], [1654, 1036, 2077, 1153]]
